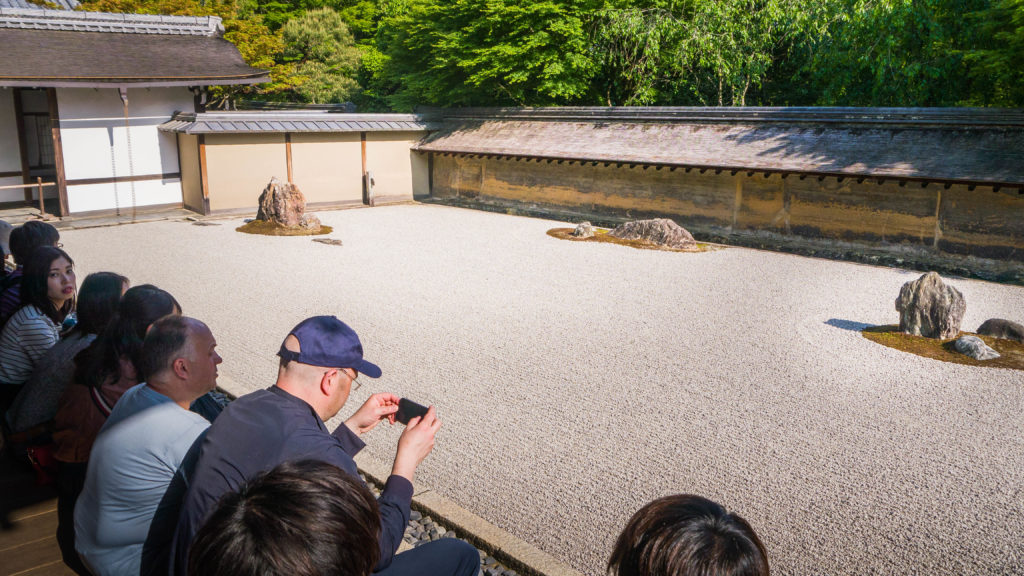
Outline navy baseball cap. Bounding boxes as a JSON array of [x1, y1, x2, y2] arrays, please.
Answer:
[[277, 316, 382, 378]]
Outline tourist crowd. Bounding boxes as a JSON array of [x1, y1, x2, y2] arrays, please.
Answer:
[[0, 220, 770, 576]]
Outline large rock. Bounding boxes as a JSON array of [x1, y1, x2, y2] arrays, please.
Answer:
[[608, 218, 698, 250], [977, 318, 1024, 343], [895, 272, 965, 339], [954, 335, 1000, 360], [256, 177, 321, 231]]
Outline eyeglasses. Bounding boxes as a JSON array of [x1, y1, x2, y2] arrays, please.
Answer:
[[341, 368, 361, 392]]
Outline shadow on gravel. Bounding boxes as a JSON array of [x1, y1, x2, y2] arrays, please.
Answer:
[[825, 319, 874, 332]]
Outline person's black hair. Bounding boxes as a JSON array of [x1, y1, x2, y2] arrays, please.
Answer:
[[139, 315, 193, 381], [9, 221, 59, 266], [20, 245, 74, 325], [73, 272, 128, 335], [74, 284, 180, 389], [608, 495, 769, 576], [188, 459, 381, 576]]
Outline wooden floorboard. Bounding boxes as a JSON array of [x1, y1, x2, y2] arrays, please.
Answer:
[[0, 454, 72, 576]]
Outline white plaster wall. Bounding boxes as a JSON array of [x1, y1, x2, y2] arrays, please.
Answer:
[[67, 178, 183, 213], [0, 89, 23, 202], [57, 87, 192, 212]]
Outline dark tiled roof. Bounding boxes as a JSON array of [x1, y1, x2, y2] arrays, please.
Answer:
[[159, 112, 439, 134], [0, 0, 79, 10], [0, 9, 267, 86], [415, 107, 1024, 187]]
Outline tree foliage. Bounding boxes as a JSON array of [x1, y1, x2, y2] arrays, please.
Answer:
[[78, 0, 1024, 109], [281, 8, 361, 102]]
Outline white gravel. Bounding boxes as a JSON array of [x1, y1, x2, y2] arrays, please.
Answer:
[[62, 204, 1024, 575]]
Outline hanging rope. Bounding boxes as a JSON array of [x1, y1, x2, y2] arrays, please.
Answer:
[[121, 88, 137, 221]]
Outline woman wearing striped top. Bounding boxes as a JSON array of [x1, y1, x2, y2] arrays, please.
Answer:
[[0, 246, 76, 408]]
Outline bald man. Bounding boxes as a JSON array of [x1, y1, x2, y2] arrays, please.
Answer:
[[172, 316, 479, 576]]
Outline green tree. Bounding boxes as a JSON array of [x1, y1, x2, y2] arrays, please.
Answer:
[[377, 0, 597, 110], [281, 8, 362, 103], [965, 0, 1024, 105]]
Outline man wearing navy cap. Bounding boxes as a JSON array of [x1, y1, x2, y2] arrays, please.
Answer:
[[170, 316, 479, 576]]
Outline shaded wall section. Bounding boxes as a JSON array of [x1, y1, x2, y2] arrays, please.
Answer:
[[429, 153, 1023, 279]]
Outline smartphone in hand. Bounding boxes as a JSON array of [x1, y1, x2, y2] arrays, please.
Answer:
[[395, 398, 429, 425]]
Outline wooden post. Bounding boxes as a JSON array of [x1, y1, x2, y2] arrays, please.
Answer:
[[285, 133, 293, 184], [36, 177, 46, 217], [732, 174, 743, 232], [360, 131, 368, 205], [427, 152, 434, 197], [198, 134, 210, 215], [46, 88, 69, 217], [933, 188, 942, 250]]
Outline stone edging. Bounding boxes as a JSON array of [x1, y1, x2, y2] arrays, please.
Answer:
[[354, 453, 585, 576]]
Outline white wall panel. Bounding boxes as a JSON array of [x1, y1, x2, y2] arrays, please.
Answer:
[[67, 178, 183, 214], [0, 89, 23, 202], [58, 88, 191, 212]]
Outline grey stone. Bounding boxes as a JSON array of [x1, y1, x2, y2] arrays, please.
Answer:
[[571, 221, 594, 238], [895, 272, 966, 339], [255, 177, 322, 232], [410, 510, 422, 521], [608, 218, 698, 250], [483, 557, 497, 566], [977, 318, 1024, 343], [954, 335, 1000, 360], [442, 532, 457, 538]]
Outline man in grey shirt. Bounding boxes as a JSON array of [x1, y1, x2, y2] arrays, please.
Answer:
[[75, 315, 222, 576]]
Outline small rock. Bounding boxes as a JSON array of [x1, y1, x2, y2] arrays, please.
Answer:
[[191, 221, 220, 227], [436, 526, 447, 536], [954, 335, 1000, 360], [312, 238, 343, 246], [571, 222, 594, 238], [608, 218, 698, 250], [485, 568, 502, 576], [895, 271, 965, 339], [442, 532, 457, 538], [977, 318, 1024, 343], [483, 557, 497, 566], [410, 510, 422, 521]]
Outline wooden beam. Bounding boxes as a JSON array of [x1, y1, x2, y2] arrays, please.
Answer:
[[360, 131, 368, 204], [285, 133, 293, 184], [198, 134, 210, 215], [46, 88, 68, 217]]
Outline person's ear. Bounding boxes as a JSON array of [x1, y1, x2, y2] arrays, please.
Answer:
[[172, 357, 189, 380], [320, 369, 337, 397]]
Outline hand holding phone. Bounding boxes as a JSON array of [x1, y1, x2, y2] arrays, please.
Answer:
[[395, 398, 429, 425]]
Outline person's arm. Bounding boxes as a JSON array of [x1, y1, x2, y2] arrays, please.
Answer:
[[19, 313, 59, 365], [374, 475, 413, 570]]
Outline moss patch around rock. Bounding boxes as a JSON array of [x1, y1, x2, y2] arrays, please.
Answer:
[[861, 325, 1024, 371], [236, 220, 333, 236], [546, 227, 716, 253]]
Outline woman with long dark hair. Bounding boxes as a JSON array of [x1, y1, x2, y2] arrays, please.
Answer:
[[0, 246, 76, 408], [5, 271, 128, 435], [51, 284, 180, 576]]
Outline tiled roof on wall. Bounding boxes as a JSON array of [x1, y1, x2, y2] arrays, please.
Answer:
[[415, 107, 1024, 188], [0, 0, 79, 10], [159, 112, 440, 134], [0, 8, 267, 87]]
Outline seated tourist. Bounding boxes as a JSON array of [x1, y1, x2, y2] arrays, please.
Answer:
[[75, 315, 222, 576], [0, 220, 61, 327], [188, 459, 381, 576], [172, 316, 479, 576], [608, 495, 769, 576], [5, 272, 128, 436], [52, 284, 180, 575], [0, 245, 76, 410]]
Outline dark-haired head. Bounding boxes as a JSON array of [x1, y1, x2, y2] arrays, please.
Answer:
[[608, 495, 769, 576], [188, 459, 381, 576], [74, 272, 128, 335], [9, 221, 59, 266], [20, 245, 75, 325], [74, 284, 180, 390]]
